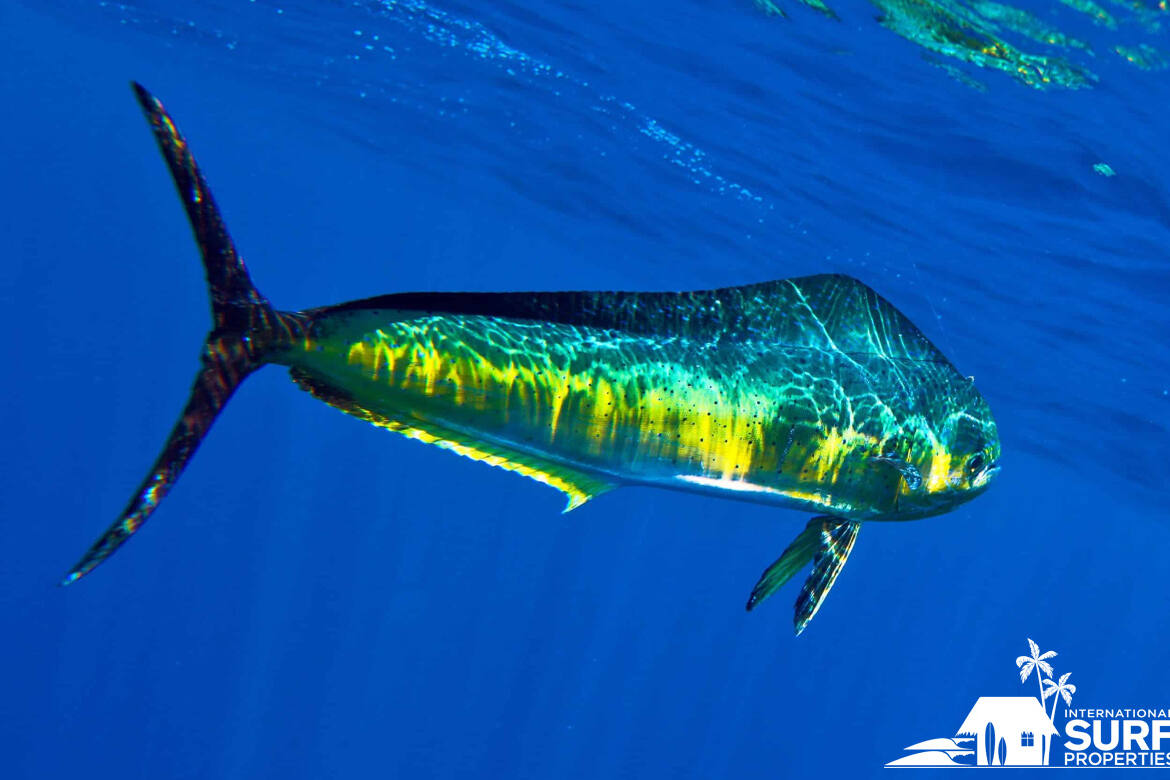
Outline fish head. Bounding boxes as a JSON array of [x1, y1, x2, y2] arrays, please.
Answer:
[[937, 405, 1001, 496], [896, 378, 1001, 516]]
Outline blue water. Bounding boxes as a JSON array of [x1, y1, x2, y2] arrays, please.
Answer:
[[2, 1, 1168, 777]]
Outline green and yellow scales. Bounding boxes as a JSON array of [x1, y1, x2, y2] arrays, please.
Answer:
[[63, 85, 1000, 634]]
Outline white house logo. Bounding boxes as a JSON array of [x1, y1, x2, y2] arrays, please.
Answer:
[[886, 638, 1170, 768]]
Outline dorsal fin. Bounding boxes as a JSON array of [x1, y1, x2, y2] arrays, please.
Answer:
[[777, 274, 950, 365], [317, 275, 954, 367]]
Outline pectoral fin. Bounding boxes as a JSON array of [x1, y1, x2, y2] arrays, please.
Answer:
[[745, 516, 861, 635], [745, 517, 822, 611], [793, 518, 860, 635], [871, 455, 922, 491]]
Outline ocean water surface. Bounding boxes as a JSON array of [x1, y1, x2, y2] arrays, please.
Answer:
[[2, 0, 1167, 777]]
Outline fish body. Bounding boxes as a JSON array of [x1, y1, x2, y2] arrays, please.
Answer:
[[279, 281, 997, 522], [62, 85, 1000, 634]]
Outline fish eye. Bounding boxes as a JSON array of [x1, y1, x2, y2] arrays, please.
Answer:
[[967, 453, 985, 474]]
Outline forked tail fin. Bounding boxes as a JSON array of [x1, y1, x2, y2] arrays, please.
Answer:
[[61, 83, 291, 584]]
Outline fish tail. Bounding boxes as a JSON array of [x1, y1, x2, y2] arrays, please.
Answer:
[[61, 83, 300, 584]]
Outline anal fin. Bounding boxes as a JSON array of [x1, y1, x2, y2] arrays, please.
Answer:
[[290, 369, 615, 510], [745, 515, 862, 635]]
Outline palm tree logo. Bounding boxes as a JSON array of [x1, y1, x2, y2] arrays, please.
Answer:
[[1043, 672, 1077, 721], [1015, 638, 1056, 708], [887, 637, 1080, 767]]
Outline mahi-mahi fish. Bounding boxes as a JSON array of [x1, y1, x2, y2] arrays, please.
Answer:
[[62, 84, 1001, 634]]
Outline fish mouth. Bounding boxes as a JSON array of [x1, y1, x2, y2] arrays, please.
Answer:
[[973, 461, 1001, 489]]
